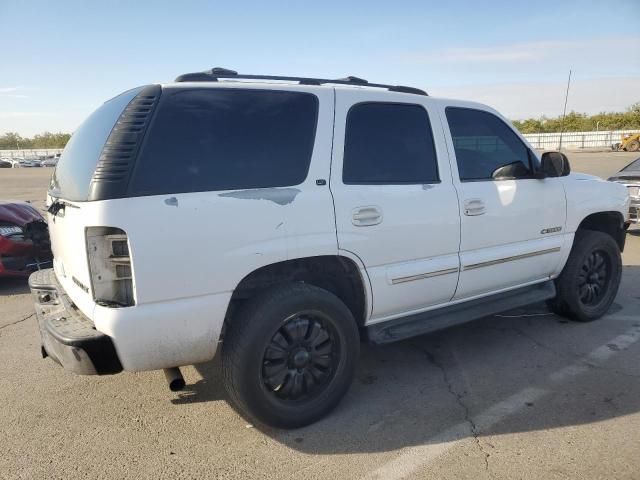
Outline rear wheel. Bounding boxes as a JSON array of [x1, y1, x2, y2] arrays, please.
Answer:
[[222, 283, 359, 428], [549, 230, 622, 322]]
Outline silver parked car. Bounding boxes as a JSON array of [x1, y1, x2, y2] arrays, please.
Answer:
[[608, 157, 640, 227]]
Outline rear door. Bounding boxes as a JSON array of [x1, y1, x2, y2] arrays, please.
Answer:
[[330, 89, 461, 323], [441, 105, 567, 300]]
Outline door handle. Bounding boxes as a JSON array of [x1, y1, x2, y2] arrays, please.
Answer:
[[464, 198, 486, 216], [352, 206, 383, 226]]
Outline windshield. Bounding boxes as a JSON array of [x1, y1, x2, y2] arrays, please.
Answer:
[[49, 87, 144, 201]]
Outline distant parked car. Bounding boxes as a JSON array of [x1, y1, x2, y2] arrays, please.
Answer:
[[608, 156, 640, 228], [17, 158, 41, 168], [13, 158, 40, 168], [0, 158, 12, 168], [40, 155, 59, 167], [0, 200, 52, 277]]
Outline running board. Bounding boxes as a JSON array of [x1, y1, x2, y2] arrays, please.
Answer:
[[366, 281, 556, 344]]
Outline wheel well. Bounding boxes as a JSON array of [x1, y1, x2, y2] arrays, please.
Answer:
[[225, 256, 367, 328], [577, 212, 626, 251]]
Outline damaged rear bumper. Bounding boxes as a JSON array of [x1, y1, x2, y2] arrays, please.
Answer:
[[29, 268, 122, 375]]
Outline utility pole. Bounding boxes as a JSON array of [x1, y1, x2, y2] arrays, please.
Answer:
[[558, 69, 572, 150]]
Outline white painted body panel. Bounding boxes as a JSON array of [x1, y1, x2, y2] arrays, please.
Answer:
[[47, 82, 629, 372], [562, 173, 630, 231]]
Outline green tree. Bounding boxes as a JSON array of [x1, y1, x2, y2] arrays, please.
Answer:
[[0, 131, 70, 149], [512, 102, 640, 133]]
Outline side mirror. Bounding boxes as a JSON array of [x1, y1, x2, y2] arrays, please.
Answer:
[[539, 151, 571, 178]]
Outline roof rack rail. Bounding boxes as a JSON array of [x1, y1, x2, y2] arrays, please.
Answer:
[[174, 67, 428, 96]]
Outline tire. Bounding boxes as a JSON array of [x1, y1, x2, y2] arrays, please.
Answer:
[[626, 140, 640, 152], [549, 230, 622, 322], [221, 283, 360, 428]]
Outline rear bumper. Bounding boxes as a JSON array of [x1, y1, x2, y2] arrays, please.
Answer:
[[29, 268, 122, 375]]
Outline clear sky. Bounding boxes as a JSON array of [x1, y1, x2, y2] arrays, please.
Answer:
[[2, 0, 639, 136]]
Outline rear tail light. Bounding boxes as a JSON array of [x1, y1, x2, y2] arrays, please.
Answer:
[[86, 227, 135, 307]]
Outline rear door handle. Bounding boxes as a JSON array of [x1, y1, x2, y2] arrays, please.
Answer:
[[464, 198, 486, 216], [352, 206, 383, 226]]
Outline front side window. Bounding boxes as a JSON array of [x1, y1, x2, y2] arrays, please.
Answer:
[[343, 103, 439, 184], [446, 107, 533, 181], [130, 88, 318, 196]]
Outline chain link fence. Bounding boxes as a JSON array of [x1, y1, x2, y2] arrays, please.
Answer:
[[0, 149, 64, 159]]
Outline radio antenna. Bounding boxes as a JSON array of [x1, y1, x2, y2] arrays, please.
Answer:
[[558, 69, 572, 150]]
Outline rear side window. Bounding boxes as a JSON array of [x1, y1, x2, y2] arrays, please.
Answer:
[[129, 89, 318, 196], [49, 87, 143, 201], [446, 107, 532, 181], [342, 103, 439, 184]]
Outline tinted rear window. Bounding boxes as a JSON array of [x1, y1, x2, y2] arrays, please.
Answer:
[[49, 87, 143, 201], [129, 88, 318, 196], [343, 102, 439, 184]]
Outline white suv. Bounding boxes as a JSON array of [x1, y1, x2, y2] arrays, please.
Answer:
[[30, 68, 630, 428]]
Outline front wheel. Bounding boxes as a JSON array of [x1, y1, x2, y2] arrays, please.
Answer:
[[549, 230, 622, 322], [221, 283, 360, 428]]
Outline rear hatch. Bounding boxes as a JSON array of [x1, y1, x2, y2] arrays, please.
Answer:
[[47, 86, 150, 315]]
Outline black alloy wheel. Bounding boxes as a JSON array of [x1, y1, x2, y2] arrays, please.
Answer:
[[261, 312, 338, 401], [221, 283, 359, 428], [577, 250, 611, 306], [549, 230, 622, 322]]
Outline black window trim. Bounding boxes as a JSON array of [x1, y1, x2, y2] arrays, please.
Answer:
[[445, 106, 538, 183], [126, 86, 320, 197], [342, 101, 441, 186]]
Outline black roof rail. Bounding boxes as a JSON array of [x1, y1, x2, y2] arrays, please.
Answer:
[[174, 68, 428, 96]]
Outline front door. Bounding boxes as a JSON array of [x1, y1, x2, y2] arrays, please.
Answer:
[[441, 105, 567, 300]]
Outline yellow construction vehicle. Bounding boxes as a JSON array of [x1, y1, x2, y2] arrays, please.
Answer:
[[613, 133, 640, 152]]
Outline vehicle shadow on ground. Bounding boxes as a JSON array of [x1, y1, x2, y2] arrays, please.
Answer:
[[0, 277, 30, 296], [172, 357, 226, 404], [178, 267, 640, 455]]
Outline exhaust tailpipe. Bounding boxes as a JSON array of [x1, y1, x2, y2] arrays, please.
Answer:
[[163, 367, 185, 392]]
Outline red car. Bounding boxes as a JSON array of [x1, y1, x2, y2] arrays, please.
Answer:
[[0, 201, 52, 277]]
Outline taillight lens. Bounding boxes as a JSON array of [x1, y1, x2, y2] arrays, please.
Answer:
[[86, 227, 135, 307]]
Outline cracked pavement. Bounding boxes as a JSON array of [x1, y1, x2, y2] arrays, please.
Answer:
[[1, 152, 640, 479]]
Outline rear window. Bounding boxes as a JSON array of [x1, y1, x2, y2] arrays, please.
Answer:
[[49, 87, 143, 201], [343, 102, 439, 184], [129, 88, 318, 196]]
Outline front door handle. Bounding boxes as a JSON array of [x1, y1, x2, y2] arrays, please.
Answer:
[[464, 198, 486, 216], [352, 206, 383, 226]]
